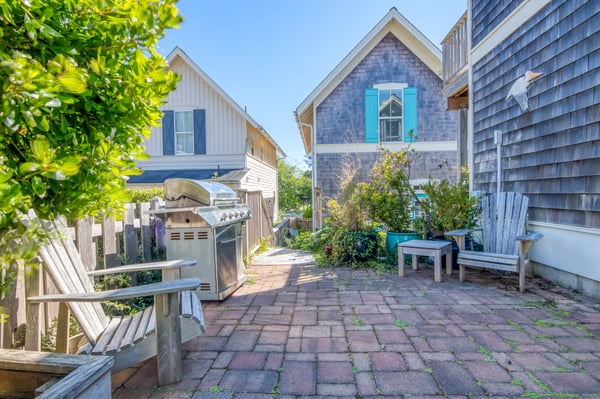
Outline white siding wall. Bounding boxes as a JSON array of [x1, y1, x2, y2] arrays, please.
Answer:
[[243, 156, 278, 221], [144, 56, 246, 159]]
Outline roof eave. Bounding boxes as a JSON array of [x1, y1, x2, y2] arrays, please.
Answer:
[[166, 47, 285, 157], [295, 7, 442, 117]]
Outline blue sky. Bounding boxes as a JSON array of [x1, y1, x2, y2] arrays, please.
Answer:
[[157, 1, 467, 169]]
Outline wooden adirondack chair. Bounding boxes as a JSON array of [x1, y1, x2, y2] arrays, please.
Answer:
[[24, 217, 206, 385], [447, 192, 542, 292]]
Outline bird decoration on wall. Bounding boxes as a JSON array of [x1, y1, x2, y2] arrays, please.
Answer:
[[506, 70, 543, 112]]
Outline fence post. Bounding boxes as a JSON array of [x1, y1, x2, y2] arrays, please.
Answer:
[[151, 196, 165, 252], [102, 216, 118, 268], [140, 202, 152, 262], [76, 217, 95, 272], [124, 203, 137, 265]]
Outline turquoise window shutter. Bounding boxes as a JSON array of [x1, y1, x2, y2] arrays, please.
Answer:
[[193, 109, 206, 154], [365, 88, 379, 143], [403, 87, 417, 142], [162, 110, 174, 155]]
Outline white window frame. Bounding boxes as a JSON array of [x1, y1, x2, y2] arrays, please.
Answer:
[[375, 83, 407, 143], [174, 110, 194, 155]]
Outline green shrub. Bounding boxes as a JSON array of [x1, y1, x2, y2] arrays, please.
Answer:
[[127, 187, 164, 203], [328, 229, 383, 267], [415, 170, 480, 238], [302, 206, 313, 219]]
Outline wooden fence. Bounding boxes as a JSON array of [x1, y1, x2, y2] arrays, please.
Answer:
[[241, 190, 275, 254], [0, 191, 273, 348]]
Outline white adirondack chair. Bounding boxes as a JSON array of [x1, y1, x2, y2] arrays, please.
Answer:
[[25, 217, 206, 385], [447, 192, 542, 292]]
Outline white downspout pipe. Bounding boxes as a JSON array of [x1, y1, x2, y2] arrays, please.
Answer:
[[299, 121, 316, 231], [494, 130, 502, 193]]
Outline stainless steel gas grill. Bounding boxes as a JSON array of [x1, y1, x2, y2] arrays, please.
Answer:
[[152, 178, 251, 300]]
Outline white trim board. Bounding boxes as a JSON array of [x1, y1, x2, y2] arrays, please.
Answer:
[[315, 141, 457, 154], [529, 221, 600, 282], [471, 0, 552, 64]]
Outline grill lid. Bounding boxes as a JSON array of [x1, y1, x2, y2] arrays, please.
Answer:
[[164, 178, 239, 208]]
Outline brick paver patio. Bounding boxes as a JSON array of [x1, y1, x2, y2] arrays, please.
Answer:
[[112, 249, 600, 398]]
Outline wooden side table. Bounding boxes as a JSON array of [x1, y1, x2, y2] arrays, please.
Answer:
[[398, 240, 453, 282]]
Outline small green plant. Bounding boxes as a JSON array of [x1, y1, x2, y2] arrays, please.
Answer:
[[257, 236, 271, 254], [353, 316, 365, 326], [511, 378, 525, 386], [393, 320, 413, 328], [505, 339, 522, 353], [478, 345, 495, 361]]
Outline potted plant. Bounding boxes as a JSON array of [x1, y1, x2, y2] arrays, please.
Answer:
[[416, 171, 479, 239], [362, 149, 421, 254], [414, 170, 480, 265]]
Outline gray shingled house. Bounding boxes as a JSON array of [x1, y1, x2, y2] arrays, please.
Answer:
[[295, 8, 459, 229], [442, 0, 600, 297]]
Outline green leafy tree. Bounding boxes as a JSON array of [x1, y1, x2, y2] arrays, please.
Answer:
[[277, 159, 311, 213], [0, 0, 182, 295]]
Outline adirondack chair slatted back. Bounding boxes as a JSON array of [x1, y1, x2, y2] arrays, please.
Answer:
[[481, 192, 528, 255], [38, 219, 108, 344]]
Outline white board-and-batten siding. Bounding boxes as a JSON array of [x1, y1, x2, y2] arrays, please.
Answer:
[[243, 156, 277, 196], [143, 56, 246, 158]]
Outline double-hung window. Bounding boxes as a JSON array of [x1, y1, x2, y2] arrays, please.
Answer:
[[161, 109, 206, 155], [175, 111, 194, 155], [365, 84, 417, 143], [378, 87, 404, 142]]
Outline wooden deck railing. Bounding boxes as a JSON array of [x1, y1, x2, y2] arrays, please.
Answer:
[[442, 11, 468, 85]]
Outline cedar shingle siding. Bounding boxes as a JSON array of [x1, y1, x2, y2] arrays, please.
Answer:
[[471, 0, 526, 46], [472, 0, 600, 228], [316, 33, 457, 198]]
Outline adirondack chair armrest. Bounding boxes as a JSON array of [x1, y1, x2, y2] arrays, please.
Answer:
[[516, 232, 543, 242], [28, 278, 201, 303], [86, 258, 197, 277], [445, 228, 481, 236]]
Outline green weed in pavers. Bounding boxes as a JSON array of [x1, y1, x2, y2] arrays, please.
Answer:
[[393, 320, 414, 328]]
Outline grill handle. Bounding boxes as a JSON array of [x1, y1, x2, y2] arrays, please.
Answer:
[[218, 237, 238, 245]]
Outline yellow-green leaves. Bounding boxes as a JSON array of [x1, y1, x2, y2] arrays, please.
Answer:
[[58, 71, 86, 94], [19, 136, 80, 182], [1, 0, 182, 294], [31, 136, 51, 163]]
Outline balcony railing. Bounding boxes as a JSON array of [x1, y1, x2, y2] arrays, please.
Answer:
[[442, 11, 468, 85]]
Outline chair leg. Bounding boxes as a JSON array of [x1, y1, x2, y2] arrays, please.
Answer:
[[518, 259, 525, 293], [155, 292, 183, 385], [459, 264, 466, 282]]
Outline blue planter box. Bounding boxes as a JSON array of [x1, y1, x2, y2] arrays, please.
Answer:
[[386, 231, 421, 254]]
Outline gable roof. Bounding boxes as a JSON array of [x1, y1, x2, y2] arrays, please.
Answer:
[[167, 47, 286, 158], [294, 7, 442, 154]]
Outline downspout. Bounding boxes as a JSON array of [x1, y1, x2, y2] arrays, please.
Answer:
[[299, 121, 316, 231], [494, 130, 502, 193], [294, 112, 317, 231]]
